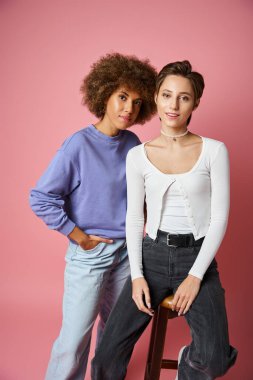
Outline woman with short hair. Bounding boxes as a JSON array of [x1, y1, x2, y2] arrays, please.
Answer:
[[91, 60, 237, 380]]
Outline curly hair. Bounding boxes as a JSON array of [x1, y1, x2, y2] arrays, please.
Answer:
[[80, 53, 157, 124]]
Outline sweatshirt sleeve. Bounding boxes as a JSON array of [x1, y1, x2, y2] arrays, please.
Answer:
[[29, 146, 80, 236], [125, 150, 146, 280], [188, 143, 230, 279]]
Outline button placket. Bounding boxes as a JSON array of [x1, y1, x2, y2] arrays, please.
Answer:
[[156, 179, 176, 237], [177, 181, 196, 231]]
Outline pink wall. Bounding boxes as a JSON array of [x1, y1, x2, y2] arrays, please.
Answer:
[[1, 0, 252, 379]]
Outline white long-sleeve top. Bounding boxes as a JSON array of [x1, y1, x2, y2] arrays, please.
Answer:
[[126, 137, 230, 281]]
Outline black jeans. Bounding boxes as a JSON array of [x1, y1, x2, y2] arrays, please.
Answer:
[[91, 235, 237, 380]]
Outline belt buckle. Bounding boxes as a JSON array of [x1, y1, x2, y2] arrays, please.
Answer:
[[166, 233, 177, 247]]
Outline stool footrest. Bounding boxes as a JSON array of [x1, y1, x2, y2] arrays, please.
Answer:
[[161, 359, 178, 369]]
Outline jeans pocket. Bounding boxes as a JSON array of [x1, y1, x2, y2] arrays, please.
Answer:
[[72, 242, 106, 261], [76, 242, 104, 253], [142, 235, 154, 250]]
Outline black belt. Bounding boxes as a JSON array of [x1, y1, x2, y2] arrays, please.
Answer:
[[155, 230, 204, 247]]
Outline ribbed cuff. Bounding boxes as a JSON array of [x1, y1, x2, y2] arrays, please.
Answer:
[[58, 219, 76, 236]]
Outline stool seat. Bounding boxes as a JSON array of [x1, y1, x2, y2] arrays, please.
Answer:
[[160, 294, 174, 309], [144, 294, 179, 380]]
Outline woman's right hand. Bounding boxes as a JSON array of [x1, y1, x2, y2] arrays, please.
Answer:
[[132, 277, 154, 316], [68, 226, 113, 250]]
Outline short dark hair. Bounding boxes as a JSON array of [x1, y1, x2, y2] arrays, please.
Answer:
[[81, 53, 157, 124], [156, 60, 205, 125]]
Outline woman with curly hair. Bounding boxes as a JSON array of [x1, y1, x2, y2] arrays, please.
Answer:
[[91, 60, 237, 379], [29, 52, 157, 380]]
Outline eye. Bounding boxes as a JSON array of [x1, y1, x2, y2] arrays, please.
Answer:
[[162, 93, 170, 98], [119, 94, 127, 101], [134, 99, 142, 106], [180, 95, 190, 102]]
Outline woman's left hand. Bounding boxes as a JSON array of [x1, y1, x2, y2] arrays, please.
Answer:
[[171, 275, 201, 316]]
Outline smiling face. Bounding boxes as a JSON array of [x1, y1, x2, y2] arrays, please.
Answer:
[[103, 87, 143, 131], [155, 75, 199, 130]]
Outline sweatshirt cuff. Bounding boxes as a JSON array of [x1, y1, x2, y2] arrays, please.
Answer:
[[58, 219, 76, 236]]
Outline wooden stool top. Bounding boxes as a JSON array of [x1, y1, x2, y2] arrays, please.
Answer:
[[160, 295, 174, 310], [160, 295, 178, 319]]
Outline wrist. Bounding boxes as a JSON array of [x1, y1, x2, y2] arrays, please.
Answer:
[[68, 226, 88, 245], [132, 276, 145, 283], [188, 274, 202, 283]]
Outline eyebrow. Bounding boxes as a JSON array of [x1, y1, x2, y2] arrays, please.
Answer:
[[119, 91, 142, 100], [162, 89, 193, 96]]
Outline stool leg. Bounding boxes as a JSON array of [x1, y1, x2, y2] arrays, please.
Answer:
[[145, 305, 169, 380]]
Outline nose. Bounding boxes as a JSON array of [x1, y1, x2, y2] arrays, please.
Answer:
[[170, 96, 179, 110], [124, 99, 133, 114]]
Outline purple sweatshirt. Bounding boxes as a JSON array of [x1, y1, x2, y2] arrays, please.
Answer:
[[30, 124, 140, 240]]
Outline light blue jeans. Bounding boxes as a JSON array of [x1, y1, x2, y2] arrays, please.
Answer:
[[45, 239, 129, 380]]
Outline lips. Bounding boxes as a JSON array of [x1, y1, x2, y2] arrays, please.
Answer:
[[120, 115, 131, 122], [166, 112, 179, 119]]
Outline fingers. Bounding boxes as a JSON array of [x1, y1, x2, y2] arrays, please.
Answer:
[[132, 281, 154, 316], [171, 292, 180, 312], [89, 235, 113, 244], [79, 241, 98, 250], [143, 287, 152, 310], [177, 297, 193, 316], [171, 275, 201, 316], [183, 300, 193, 315], [172, 294, 186, 316], [172, 292, 196, 316], [133, 294, 154, 316]]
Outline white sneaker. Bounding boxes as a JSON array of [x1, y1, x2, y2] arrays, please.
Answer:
[[175, 346, 186, 380]]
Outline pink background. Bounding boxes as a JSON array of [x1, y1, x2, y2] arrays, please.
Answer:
[[1, 0, 253, 379]]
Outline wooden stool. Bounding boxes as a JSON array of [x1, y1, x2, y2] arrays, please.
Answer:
[[144, 295, 178, 380]]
